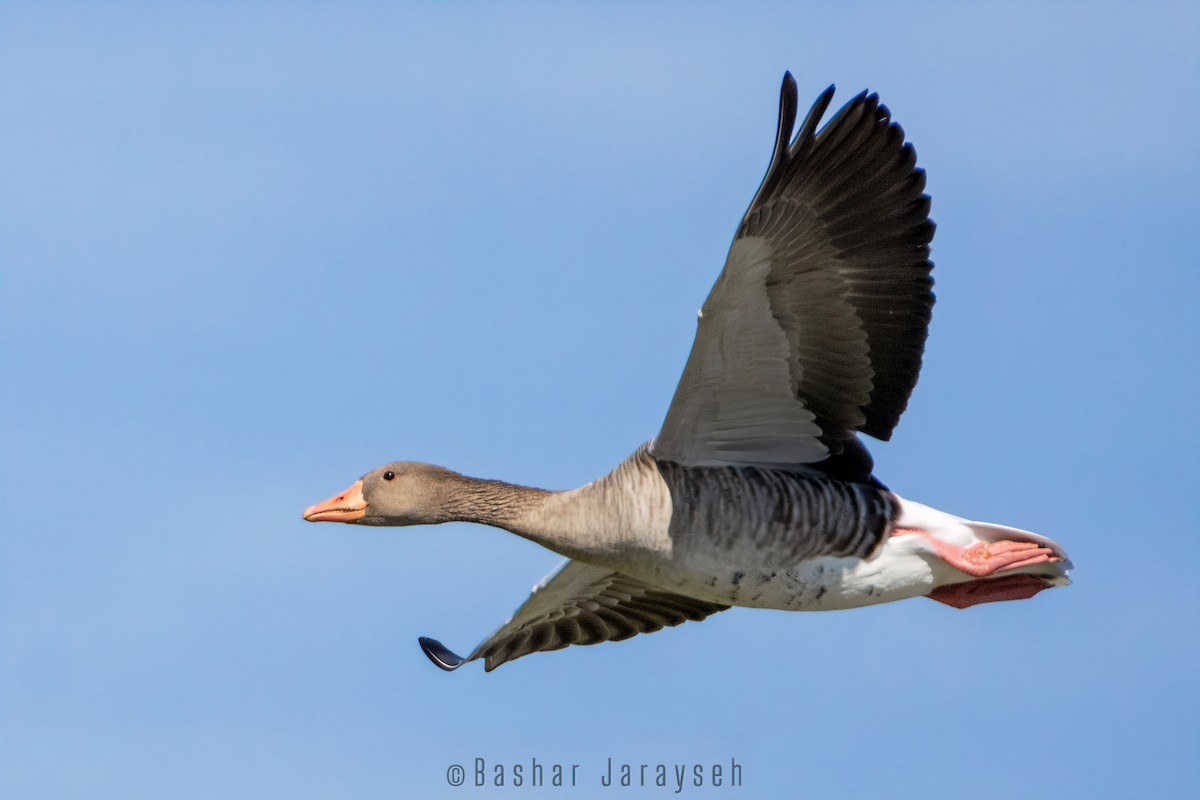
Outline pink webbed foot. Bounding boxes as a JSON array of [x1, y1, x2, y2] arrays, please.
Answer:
[[893, 529, 1060, 578], [926, 574, 1053, 609], [894, 528, 1061, 577], [934, 539, 1058, 578]]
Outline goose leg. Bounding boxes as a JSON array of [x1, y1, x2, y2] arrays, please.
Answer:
[[893, 528, 1059, 578], [890, 527, 1062, 608], [931, 539, 1058, 577]]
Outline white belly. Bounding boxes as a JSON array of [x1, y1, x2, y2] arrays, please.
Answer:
[[620, 531, 942, 611]]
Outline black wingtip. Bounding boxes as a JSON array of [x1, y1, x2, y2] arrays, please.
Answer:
[[740, 71, 802, 223], [790, 83, 837, 158], [776, 73, 799, 145], [418, 636, 467, 672]]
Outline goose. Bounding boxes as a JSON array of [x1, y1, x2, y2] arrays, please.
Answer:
[[303, 73, 1072, 672]]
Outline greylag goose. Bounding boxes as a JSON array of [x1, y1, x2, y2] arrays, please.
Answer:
[[304, 73, 1072, 672]]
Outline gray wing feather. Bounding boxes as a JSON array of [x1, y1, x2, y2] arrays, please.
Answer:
[[419, 560, 728, 672]]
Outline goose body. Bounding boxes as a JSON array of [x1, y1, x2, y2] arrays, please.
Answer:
[[304, 74, 1072, 672]]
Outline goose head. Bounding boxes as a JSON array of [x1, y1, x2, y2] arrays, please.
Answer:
[[303, 462, 463, 526]]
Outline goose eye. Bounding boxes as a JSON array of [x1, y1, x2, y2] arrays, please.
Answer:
[[383, 471, 395, 481]]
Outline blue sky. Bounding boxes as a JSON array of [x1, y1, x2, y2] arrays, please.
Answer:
[[2, 2, 1197, 798]]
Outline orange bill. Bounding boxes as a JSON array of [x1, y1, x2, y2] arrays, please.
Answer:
[[303, 480, 367, 522]]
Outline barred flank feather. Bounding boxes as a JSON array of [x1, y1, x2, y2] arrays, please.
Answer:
[[656, 457, 898, 563]]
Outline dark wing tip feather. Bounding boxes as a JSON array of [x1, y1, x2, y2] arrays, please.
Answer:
[[418, 636, 468, 672], [744, 73, 799, 219], [789, 84, 837, 161], [775, 74, 799, 160], [781, 70, 798, 103], [744, 75, 842, 227]]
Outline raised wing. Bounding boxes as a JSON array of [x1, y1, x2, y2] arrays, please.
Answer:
[[418, 560, 728, 672], [651, 74, 935, 477]]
